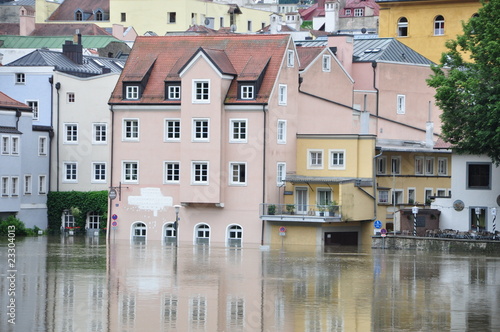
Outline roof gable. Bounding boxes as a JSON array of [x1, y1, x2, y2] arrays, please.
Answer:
[[178, 47, 237, 78], [0, 91, 31, 111], [48, 0, 109, 21], [353, 38, 434, 65]]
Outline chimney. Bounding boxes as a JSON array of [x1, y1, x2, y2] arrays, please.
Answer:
[[63, 33, 83, 64], [19, 6, 36, 36]]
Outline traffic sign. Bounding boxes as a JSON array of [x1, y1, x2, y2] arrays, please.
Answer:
[[279, 226, 286, 232], [374, 220, 382, 229], [381, 228, 387, 237], [111, 221, 118, 227], [112, 214, 118, 220]]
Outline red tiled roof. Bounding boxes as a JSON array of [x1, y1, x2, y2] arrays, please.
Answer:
[[342, 0, 380, 16], [48, 0, 109, 21], [0, 91, 31, 111], [0, 24, 20, 35], [434, 137, 453, 149], [296, 46, 324, 71], [109, 34, 291, 105], [299, 4, 324, 21], [30, 23, 111, 36]]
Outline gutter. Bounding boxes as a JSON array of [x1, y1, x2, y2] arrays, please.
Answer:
[[261, 104, 267, 246], [107, 105, 115, 244], [373, 150, 383, 221], [55, 82, 61, 191]]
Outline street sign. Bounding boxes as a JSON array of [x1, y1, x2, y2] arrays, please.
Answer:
[[381, 228, 387, 237], [109, 189, 117, 200], [374, 220, 382, 229], [279, 226, 286, 232], [112, 214, 118, 220], [111, 221, 118, 227]]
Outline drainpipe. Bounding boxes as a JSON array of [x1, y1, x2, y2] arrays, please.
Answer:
[[372, 61, 379, 134], [48, 76, 54, 192], [55, 82, 61, 191], [107, 105, 115, 244], [373, 150, 383, 221], [261, 104, 267, 246]]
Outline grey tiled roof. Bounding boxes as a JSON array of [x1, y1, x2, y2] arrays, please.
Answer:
[[0, 0, 35, 6], [6, 49, 125, 76], [353, 38, 434, 65], [0, 126, 22, 134]]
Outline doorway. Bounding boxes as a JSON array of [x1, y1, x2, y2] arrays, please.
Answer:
[[324, 232, 358, 246]]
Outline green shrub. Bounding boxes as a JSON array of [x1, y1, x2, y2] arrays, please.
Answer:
[[0, 216, 28, 236]]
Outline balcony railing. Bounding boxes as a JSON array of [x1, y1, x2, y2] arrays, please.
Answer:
[[260, 203, 342, 222]]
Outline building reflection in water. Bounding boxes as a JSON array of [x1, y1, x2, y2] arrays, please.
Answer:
[[0, 237, 499, 331]]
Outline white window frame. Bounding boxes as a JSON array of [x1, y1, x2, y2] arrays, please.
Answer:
[[11, 177, 19, 196], [322, 54, 331, 72], [92, 162, 106, 183], [398, 17, 408, 37], [407, 188, 416, 204], [123, 119, 139, 141], [195, 224, 210, 241], [192, 161, 209, 185], [93, 123, 107, 144], [229, 162, 247, 186], [277, 120, 287, 144], [64, 123, 78, 144], [230, 119, 247, 143], [1, 177, 9, 196], [192, 118, 210, 142], [391, 156, 401, 175], [308, 149, 323, 169], [193, 80, 210, 103], [168, 85, 181, 100], [424, 188, 433, 203], [123, 161, 139, 183], [2, 136, 10, 155], [165, 119, 181, 142], [425, 157, 435, 175], [329, 150, 345, 169], [354, 8, 364, 17], [434, 15, 444, 36], [287, 50, 295, 67], [415, 156, 424, 175], [38, 175, 47, 195], [317, 188, 332, 206], [164, 161, 180, 184], [278, 84, 287, 105], [378, 190, 389, 203], [27, 100, 39, 120], [240, 85, 254, 100], [38, 136, 47, 156], [15, 73, 25, 84], [277, 162, 286, 186], [11, 136, 19, 155], [397, 95, 406, 114], [345, 9, 351, 16], [126, 85, 139, 100], [377, 156, 387, 175], [438, 157, 448, 176], [392, 189, 404, 205], [63, 162, 78, 183]]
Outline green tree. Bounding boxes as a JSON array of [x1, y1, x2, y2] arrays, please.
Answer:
[[427, 0, 500, 164]]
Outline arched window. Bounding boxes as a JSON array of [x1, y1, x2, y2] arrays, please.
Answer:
[[195, 224, 210, 244], [95, 10, 103, 21], [227, 225, 242, 247], [397, 17, 408, 37], [87, 212, 100, 229], [62, 210, 75, 229], [434, 15, 444, 36], [164, 222, 176, 244], [75, 10, 83, 21], [133, 222, 147, 239]]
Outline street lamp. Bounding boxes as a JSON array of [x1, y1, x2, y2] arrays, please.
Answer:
[[174, 205, 181, 246], [475, 207, 481, 233], [412, 206, 419, 237]]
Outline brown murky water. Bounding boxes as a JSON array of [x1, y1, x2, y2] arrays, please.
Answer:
[[1, 235, 499, 331]]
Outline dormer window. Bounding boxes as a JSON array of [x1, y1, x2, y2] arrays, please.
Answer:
[[75, 10, 83, 21], [287, 50, 294, 67], [125, 85, 140, 100], [95, 10, 103, 21], [240, 85, 254, 100], [166, 83, 181, 100]]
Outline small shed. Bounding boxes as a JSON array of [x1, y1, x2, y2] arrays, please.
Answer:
[[395, 208, 441, 236]]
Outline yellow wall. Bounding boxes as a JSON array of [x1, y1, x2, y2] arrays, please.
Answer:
[[270, 224, 317, 245], [378, 0, 481, 63]]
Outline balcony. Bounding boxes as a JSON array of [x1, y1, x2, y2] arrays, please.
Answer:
[[260, 203, 342, 223]]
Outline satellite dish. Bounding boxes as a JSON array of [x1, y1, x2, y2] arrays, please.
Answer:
[[230, 24, 237, 32], [204, 18, 210, 26]]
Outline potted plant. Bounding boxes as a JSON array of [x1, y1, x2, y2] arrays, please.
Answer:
[[328, 201, 339, 217], [286, 204, 295, 215], [268, 204, 276, 215], [316, 204, 326, 216]]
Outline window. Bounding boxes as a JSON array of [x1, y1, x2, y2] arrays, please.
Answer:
[[398, 17, 408, 37], [391, 156, 401, 175], [168, 12, 176, 23], [11, 136, 19, 155], [397, 95, 405, 114], [133, 222, 147, 237], [63, 210, 75, 228], [1, 177, 8, 196], [39, 136, 47, 155], [230, 163, 246, 185], [240, 86, 254, 100], [196, 224, 210, 242], [164, 223, 176, 239], [434, 15, 444, 36], [123, 119, 139, 140], [345, 9, 351, 16], [93, 123, 107, 144], [392, 189, 403, 204], [193, 80, 210, 103], [425, 157, 434, 175], [277, 162, 286, 186], [165, 119, 181, 141], [27, 101, 38, 120], [38, 175, 46, 194], [467, 163, 491, 189], [438, 157, 448, 176], [192, 162, 208, 184], [88, 212, 101, 229], [1, 136, 9, 154], [67, 92, 75, 103], [125, 86, 139, 100], [424, 189, 433, 203], [64, 162, 77, 182], [167, 85, 181, 100], [308, 150, 323, 169], [193, 119, 209, 141], [415, 156, 424, 175], [378, 190, 389, 203], [92, 163, 106, 182], [247, 20, 252, 32], [220, 17, 224, 27], [408, 188, 415, 204], [24, 175, 32, 195], [11, 177, 19, 196], [317, 189, 332, 206], [165, 162, 180, 183], [277, 120, 287, 144], [330, 150, 345, 169], [64, 124, 78, 143], [75, 10, 83, 21], [322, 55, 331, 72], [377, 156, 387, 175], [123, 162, 139, 183], [228, 225, 242, 246], [354, 8, 363, 17], [16, 73, 25, 84], [227, 297, 245, 327], [278, 84, 287, 105], [95, 10, 103, 21], [121, 12, 126, 22], [437, 189, 446, 197], [287, 50, 295, 67], [230, 119, 247, 143]]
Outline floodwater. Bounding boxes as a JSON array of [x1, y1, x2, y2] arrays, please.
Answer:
[[1, 235, 500, 332]]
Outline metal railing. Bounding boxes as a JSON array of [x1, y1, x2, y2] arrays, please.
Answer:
[[260, 203, 341, 218]]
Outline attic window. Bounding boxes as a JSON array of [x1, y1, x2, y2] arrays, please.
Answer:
[[95, 10, 103, 21], [166, 83, 181, 100], [354, 8, 363, 17], [240, 85, 255, 100], [75, 10, 83, 21], [125, 85, 140, 100]]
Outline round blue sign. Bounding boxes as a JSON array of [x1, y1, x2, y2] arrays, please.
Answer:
[[112, 214, 118, 220], [374, 220, 382, 229]]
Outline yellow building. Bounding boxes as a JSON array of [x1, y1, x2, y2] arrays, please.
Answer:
[[377, 0, 481, 63]]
